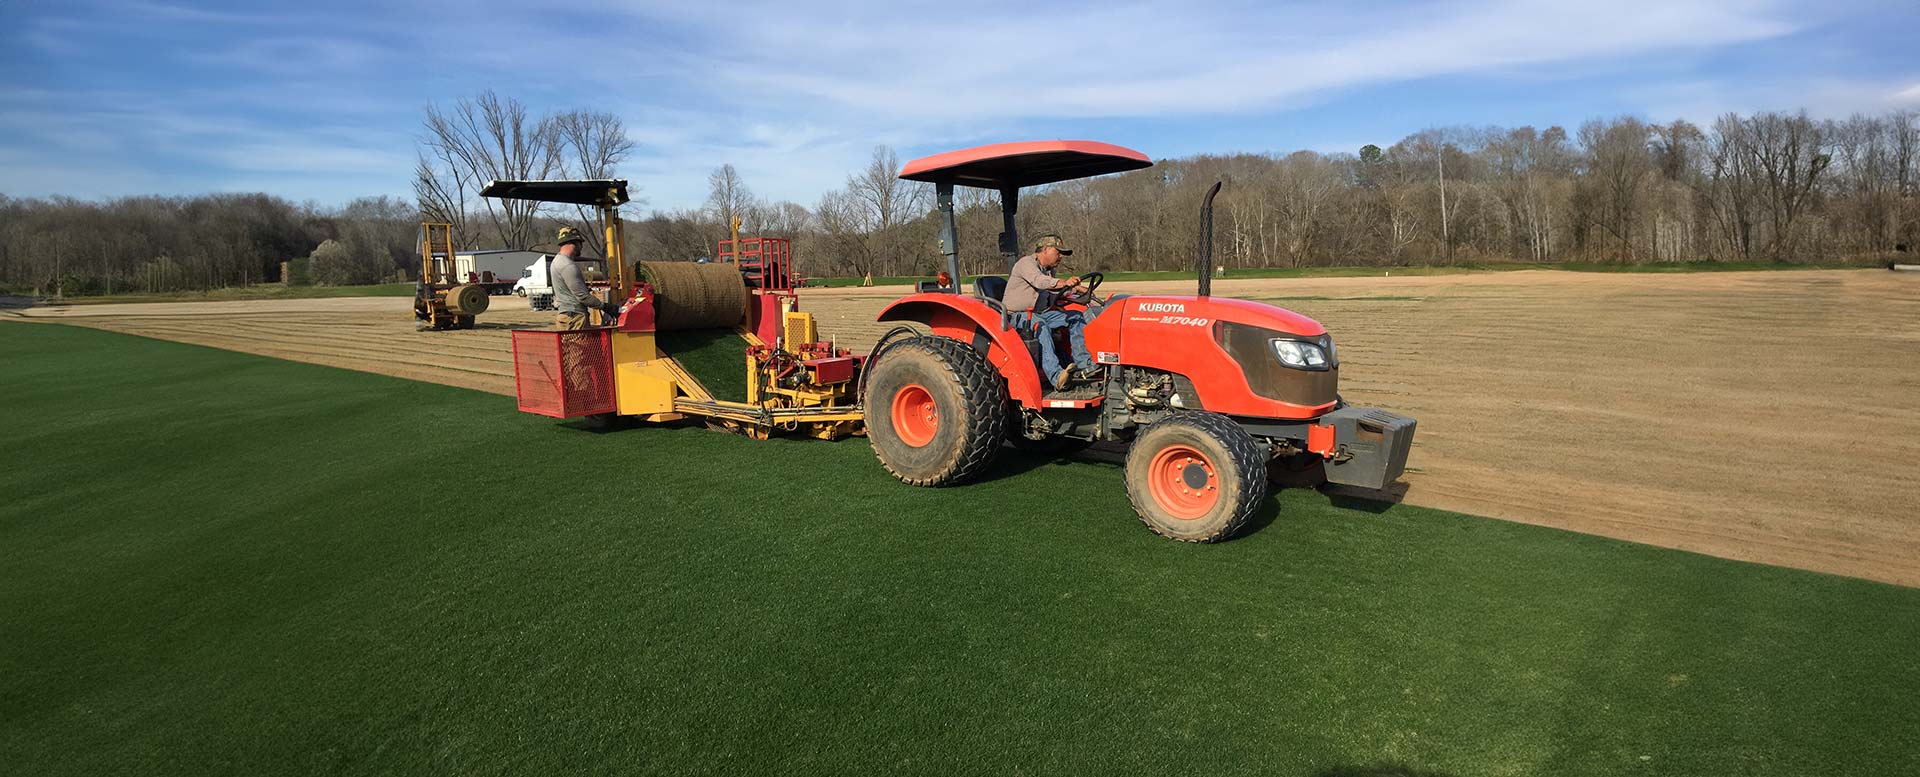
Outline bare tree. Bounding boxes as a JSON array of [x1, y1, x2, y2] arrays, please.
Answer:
[[812, 188, 871, 276], [417, 91, 563, 249], [846, 146, 928, 235], [706, 164, 756, 238], [552, 109, 637, 256], [414, 152, 472, 249], [1578, 117, 1654, 262], [818, 146, 934, 278], [1488, 127, 1573, 261], [759, 201, 813, 237], [1742, 112, 1830, 259], [1270, 151, 1346, 266], [1702, 114, 1761, 259]]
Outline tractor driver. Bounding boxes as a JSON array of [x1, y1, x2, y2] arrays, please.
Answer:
[[1005, 234, 1099, 390], [550, 226, 619, 329]]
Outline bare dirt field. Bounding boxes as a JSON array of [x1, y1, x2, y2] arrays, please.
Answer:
[[9, 269, 1918, 586]]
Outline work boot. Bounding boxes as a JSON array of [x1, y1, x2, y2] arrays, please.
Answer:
[[1052, 364, 1077, 391]]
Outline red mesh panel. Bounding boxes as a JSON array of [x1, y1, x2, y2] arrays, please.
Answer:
[[512, 329, 617, 417]]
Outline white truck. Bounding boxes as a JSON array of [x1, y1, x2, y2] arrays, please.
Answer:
[[451, 249, 545, 295], [512, 254, 608, 311]]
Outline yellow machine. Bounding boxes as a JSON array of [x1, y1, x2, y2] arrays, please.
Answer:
[[487, 179, 865, 440], [599, 311, 863, 441], [414, 221, 491, 330]]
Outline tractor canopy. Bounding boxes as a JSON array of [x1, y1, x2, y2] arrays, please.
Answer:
[[898, 140, 1152, 189], [900, 140, 1153, 290], [480, 179, 630, 207]]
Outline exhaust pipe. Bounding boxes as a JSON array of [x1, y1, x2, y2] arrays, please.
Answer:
[[1198, 180, 1223, 298]]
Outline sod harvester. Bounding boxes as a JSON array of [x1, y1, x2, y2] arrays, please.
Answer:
[[499, 141, 1416, 541]]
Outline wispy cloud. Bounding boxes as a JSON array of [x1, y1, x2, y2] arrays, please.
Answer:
[[0, 0, 1913, 207], [185, 36, 394, 75], [632, 0, 1798, 119]]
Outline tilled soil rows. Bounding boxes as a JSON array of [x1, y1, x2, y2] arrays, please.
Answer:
[[11, 269, 1919, 586]]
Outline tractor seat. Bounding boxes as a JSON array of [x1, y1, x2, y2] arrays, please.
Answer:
[[973, 274, 1041, 368], [974, 275, 1007, 302]]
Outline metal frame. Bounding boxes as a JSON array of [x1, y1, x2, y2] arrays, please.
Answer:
[[717, 236, 796, 290], [478, 179, 633, 304]]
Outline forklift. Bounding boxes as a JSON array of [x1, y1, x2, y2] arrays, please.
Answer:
[[413, 222, 488, 330]]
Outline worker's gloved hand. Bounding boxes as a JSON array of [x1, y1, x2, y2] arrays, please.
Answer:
[[602, 301, 622, 318]]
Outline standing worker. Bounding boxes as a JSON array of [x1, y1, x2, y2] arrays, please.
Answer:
[[550, 226, 620, 328]]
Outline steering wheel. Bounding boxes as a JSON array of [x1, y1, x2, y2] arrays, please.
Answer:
[[1056, 271, 1104, 307]]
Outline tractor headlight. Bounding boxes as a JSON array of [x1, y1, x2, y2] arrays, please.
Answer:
[[1270, 338, 1331, 370]]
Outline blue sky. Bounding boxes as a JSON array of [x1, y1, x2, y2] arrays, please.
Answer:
[[2, 0, 1916, 210]]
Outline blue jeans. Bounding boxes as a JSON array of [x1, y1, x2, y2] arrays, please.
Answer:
[[1030, 308, 1090, 383], [1021, 295, 1131, 384]]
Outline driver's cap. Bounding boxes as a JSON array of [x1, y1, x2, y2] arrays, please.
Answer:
[[1034, 233, 1073, 256]]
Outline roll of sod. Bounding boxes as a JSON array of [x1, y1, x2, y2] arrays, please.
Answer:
[[445, 284, 490, 316], [636, 261, 748, 331]]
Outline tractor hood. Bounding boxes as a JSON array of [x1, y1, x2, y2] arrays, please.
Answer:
[[1117, 295, 1326, 338], [1091, 294, 1336, 419]]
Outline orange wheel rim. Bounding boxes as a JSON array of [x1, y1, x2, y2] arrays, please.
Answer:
[[891, 384, 938, 447], [1148, 444, 1218, 519]]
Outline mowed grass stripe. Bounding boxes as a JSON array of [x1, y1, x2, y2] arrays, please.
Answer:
[[1, 323, 1915, 776]]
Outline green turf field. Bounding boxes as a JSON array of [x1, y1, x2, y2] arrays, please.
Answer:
[[3, 323, 1915, 776]]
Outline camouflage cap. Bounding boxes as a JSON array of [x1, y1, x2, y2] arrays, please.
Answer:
[[1033, 233, 1073, 256], [555, 226, 587, 246]]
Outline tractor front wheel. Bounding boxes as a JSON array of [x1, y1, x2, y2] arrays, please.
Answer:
[[1125, 412, 1267, 542], [865, 336, 1006, 486]]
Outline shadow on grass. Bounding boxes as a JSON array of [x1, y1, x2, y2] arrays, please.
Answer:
[[1325, 478, 1410, 514], [992, 440, 1301, 540], [1316, 765, 1457, 777], [971, 446, 1089, 485], [1268, 455, 1410, 515], [558, 413, 638, 435], [1236, 487, 1287, 536]]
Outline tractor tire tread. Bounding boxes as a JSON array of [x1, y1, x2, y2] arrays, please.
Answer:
[[1125, 411, 1268, 543], [867, 335, 1007, 487]]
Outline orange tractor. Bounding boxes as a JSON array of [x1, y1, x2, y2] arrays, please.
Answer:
[[501, 140, 1415, 542]]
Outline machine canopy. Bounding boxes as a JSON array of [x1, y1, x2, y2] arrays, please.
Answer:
[[897, 141, 1152, 189], [480, 179, 630, 207]]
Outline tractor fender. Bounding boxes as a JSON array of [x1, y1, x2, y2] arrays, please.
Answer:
[[876, 294, 1046, 408]]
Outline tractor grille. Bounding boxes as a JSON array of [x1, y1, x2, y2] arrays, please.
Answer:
[[512, 329, 617, 417], [1215, 322, 1338, 407]]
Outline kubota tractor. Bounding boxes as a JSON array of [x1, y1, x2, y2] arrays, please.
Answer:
[[862, 141, 1416, 541]]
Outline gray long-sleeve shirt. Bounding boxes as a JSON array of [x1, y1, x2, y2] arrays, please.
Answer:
[[550, 253, 605, 315], [1003, 253, 1057, 313]]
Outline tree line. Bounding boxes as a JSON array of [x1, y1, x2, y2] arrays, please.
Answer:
[[0, 194, 420, 296], [4, 101, 1913, 297], [479, 104, 1920, 280]]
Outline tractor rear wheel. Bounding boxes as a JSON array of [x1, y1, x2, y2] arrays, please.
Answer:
[[1125, 411, 1267, 542], [865, 336, 1006, 486]]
